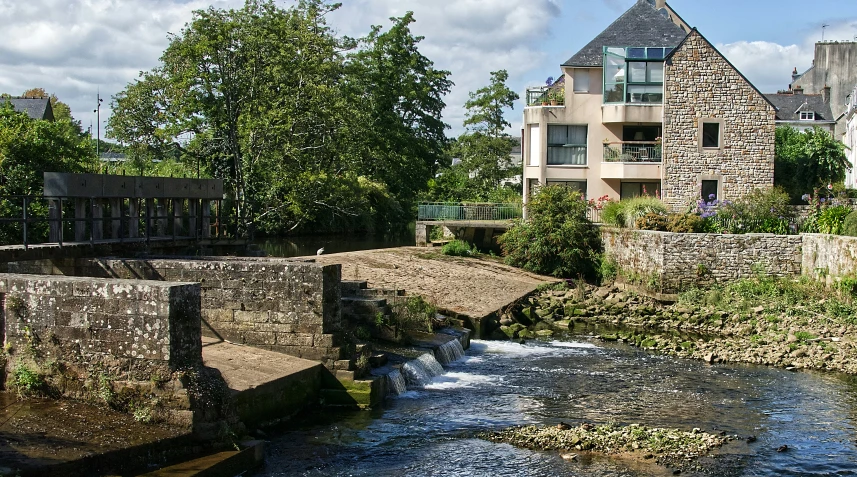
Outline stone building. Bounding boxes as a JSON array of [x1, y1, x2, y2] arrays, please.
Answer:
[[790, 41, 857, 138], [521, 0, 775, 210]]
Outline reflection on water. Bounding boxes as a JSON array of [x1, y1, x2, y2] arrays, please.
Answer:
[[256, 225, 415, 258], [257, 337, 857, 476]]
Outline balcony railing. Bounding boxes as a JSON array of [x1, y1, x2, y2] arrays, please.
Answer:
[[418, 202, 522, 221], [526, 86, 564, 106], [602, 141, 662, 162]]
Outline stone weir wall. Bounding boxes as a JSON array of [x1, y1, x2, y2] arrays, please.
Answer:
[[602, 228, 803, 293], [0, 274, 208, 429], [7, 257, 345, 369], [802, 234, 857, 283]]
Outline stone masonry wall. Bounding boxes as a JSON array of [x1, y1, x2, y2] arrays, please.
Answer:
[[8, 257, 345, 368], [1, 274, 203, 428], [602, 228, 803, 293], [801, 234, 857, 283], [663, 30, 775, 210]]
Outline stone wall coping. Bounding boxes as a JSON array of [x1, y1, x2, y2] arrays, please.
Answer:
[[0, 272, 198, 288]]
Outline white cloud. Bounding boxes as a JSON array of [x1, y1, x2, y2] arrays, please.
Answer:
[[716, 19, 857, 94]]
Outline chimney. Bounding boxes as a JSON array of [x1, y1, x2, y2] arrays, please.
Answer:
[[792, 67, 800, 83], [822, 85, 831, 104], [794, 85, 804, 95]]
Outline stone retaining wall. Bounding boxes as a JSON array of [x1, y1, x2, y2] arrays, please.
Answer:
[[1, 274, 203, 428], [7, 257, 345, 368], [802, 234, 857, 282], [602, 228, 803, 293]]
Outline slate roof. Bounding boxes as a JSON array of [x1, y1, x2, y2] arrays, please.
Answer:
[[562, 0, 688, 67], [2, 97, 54, 120], [763, 93, 835, 122]]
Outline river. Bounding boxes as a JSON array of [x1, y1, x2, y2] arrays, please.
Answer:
[[255, 335, 857, 476], [255, 226, 416, 258]]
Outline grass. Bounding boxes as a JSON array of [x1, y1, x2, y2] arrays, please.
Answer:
[[441, 239, 477, 257], [678, 274, 857, 326]]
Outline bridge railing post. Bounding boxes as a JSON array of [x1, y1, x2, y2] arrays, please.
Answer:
[[22, 196, 28, 250]]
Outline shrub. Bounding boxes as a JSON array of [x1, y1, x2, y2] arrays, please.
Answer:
[[11, 363, 46, 396], [499, 185, 602, 279], [441, 239, 476, 256], [636, 212, 668, 231], [599, 254, 618, 285], [817, 205, 851, 235], [666, 213, 704, 233], [621, 196, 668, 228], [708, 187, 795, 234], [600, 200, 624, 227], [842, 211, 857, 237]]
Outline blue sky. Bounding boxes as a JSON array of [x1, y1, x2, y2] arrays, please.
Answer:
[[0, 0, 854, 138]]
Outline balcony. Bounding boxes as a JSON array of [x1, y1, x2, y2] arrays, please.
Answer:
[[601, 141, 662, 180], [525, 86, 564, 107], [602, 141, 661, 162]]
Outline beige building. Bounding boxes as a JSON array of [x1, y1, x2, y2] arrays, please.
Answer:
[[522, 0, 775, 210], [845, 84, 857, 188]]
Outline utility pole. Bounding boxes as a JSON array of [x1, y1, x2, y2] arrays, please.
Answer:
[[93, 91, 103, 169], [822, 24, 830, 41]]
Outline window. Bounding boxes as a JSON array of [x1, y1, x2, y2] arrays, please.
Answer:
[[547, 125, 587, 166], [546, 180, 587, 197], [528, 124, 540, 166], [701, 180, 718, 202], [573, 69, 590, 93], [701, 122, 721, 149], [602, 46, 667, 104], [620, 182, 661, 199], [800, 111, 815, 120], [527, 179, 540, 198]]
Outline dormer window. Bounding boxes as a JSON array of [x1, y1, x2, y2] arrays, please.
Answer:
[[800, 111, 815, 120]]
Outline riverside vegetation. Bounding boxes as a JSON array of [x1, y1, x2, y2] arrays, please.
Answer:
[[494, 274, 857, 374]]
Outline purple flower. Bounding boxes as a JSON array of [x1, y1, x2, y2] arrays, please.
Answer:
[[545, 76, 554, 86], [821, 198, 827, 203], [708, 193, 716, 200], [801, 193, 811, 202]]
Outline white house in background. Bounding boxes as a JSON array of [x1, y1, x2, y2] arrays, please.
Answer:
[[845, 84, 857, 189], [764, 87, 837, 135]]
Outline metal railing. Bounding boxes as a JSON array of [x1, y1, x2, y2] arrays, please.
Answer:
[[418, 202, 522, 221], [602, 141, 662, 162], [0, 195, 239, 249], [525, 86, 564, 106]]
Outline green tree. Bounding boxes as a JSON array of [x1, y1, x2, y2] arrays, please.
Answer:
[[348, 12, 453, 209], [443, 70, 520, 200], [498, 185, 601, 279], [0, 104, 97, 243], [775, 125, 850, 202]]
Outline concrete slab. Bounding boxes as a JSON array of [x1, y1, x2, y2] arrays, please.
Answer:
[[201, 338, 324, 426], [201, 337, 320, 393]]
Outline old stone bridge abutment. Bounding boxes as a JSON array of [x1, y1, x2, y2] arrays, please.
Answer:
[[0, 253, 364, 437]]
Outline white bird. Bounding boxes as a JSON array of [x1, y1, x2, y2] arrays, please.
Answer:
[[316, 247, 325, 255]]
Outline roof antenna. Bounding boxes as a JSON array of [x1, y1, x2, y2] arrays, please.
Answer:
[[822, 24, 830, 41]]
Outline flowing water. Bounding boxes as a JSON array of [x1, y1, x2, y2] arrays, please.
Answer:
[[257, 337, 857, 476]]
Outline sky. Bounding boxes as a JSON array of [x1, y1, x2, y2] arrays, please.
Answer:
[[0, 0, 855, 140]]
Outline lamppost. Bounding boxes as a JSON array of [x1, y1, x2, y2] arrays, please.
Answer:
[[93, 92, 103, 169]]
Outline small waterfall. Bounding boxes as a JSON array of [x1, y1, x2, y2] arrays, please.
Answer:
[[402, 353, 445, 387], [386, 369, 407, 396], [434, 339, 465, 365]]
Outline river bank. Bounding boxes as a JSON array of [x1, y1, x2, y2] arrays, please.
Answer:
[[509, 276, 857, 374]]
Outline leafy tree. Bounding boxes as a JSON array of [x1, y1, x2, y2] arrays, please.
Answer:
[[0, 104, 97, 243], [108, 1, 440, 237], [20, 87, 73, 121], [775, 126, 850, 202], [442, 70, 520, 200], [498, 185, 601, 279], [348, 12, 453, 209]]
